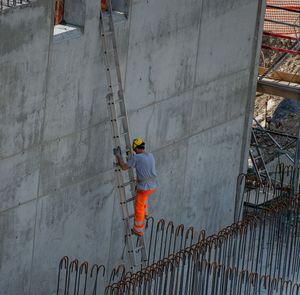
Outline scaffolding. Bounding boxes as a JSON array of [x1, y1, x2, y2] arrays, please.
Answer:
[[257, 1, 300, 100]]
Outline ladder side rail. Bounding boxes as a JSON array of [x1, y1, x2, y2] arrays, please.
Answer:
[[107, 85, 138, 266], [99, 11, 116, 99], [107, 1, 125, 93], [105, 1, 137, 197]]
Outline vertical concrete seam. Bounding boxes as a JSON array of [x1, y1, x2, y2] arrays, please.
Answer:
[[28, 1, 55, 293], [234, 0, 266, 221], [238, 0, 266, 175], [181, 0, 205, 217]]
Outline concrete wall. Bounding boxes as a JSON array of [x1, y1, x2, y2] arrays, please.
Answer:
[[0, 0, 264, 293]]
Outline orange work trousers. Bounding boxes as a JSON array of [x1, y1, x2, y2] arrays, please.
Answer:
[[133, 189, 156, 236], [101, 0, 107, 10]]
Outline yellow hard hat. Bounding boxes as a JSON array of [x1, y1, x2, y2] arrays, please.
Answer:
[[132, 137, 145, 150]]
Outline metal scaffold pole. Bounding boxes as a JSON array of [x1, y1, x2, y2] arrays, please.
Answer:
[[293, 121, 300, 194]]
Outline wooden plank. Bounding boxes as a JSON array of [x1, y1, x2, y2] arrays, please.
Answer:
[[257, 79, 300, 100], [259, 67, 300, 84]]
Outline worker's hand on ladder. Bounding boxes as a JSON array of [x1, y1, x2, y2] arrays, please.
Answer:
[[113, 146, 122, 157]]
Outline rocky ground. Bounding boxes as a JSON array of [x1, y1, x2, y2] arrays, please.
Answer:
[[255, 35, 300, 136]]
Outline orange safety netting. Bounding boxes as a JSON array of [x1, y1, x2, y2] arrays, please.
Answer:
[[265, 0, 300, 35]]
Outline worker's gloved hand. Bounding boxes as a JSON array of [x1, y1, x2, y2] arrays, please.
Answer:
[[113, 146, 122, 157]]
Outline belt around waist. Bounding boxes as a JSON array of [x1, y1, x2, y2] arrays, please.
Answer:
[[137, 177, 156, 183]]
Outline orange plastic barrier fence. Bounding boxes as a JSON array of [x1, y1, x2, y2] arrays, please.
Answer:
[[265, 0, 300, 35]]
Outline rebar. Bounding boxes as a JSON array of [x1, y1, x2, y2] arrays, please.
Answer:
[[106, 195, 300, 294], [57, 175, 300, 294], [235, 163, 299, 220]]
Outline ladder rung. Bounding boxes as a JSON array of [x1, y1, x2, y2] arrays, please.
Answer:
[[108, 86, 120, 93], [122, 214, 134, 221], [126, 196, 135, 203], [134, 246, 144, 252], [106, 91, 119, 100], [123, 180, 134, 186], [114, 98, 124, 104], [104, 49, 115, 55], [117, 115, 126, 120], [101, 30, 113, 37], [118, 180, 134, 188]]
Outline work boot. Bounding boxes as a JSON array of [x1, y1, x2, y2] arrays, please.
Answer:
[[131, 228, 143, 237]]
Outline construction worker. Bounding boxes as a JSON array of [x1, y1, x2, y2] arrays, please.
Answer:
[[114, 138, 157, 236]]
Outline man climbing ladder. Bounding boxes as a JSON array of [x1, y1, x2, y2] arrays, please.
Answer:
[[115, 138, 158, 236], [101, 0, 148, 266]]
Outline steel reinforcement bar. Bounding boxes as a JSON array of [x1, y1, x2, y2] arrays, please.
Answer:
[[106, 261, 300, 295], [56, 219, 204, 295], [105, 195, 300, 295], [235, 163, 299, 221]]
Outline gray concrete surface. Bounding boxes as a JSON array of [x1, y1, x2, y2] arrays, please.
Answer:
[[0, 0, 265, 293]]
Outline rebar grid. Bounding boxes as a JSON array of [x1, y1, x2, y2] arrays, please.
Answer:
[[57, 194, 300, 294], [235, 163, 298, 221], [107, 262, 300, 295], [105, 196, 300, 295], [56, 219, 201, 295]]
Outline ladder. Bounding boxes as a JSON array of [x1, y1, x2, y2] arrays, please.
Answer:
[[249, 130, 271, 183], [99, 1, 147, 269]]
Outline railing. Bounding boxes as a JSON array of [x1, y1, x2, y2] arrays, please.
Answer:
[[0, 0, 29, 11]]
